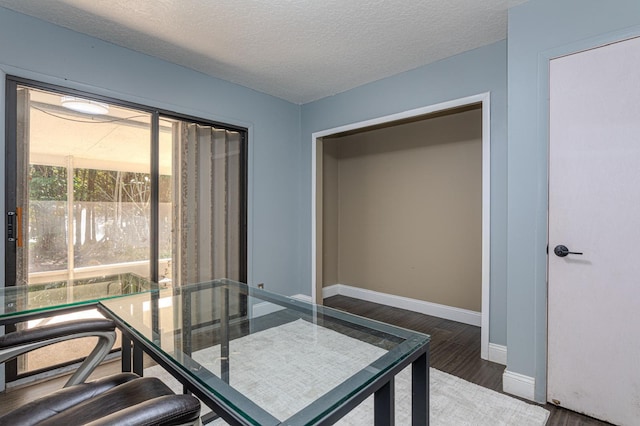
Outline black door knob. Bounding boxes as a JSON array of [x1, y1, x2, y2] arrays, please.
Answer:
[[554, 245, 583, 257]]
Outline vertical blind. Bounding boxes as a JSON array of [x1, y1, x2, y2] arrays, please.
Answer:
[[172, 122, 243, 286]]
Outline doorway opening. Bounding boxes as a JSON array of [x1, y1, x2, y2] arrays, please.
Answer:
[[311, 94, 491, 359]]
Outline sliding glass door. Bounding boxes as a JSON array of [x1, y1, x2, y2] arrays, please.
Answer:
[[4, 78, 247, 383]]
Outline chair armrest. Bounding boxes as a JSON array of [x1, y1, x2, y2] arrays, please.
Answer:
[[0, 318, 115, 349], [0, 318, 117, 387]]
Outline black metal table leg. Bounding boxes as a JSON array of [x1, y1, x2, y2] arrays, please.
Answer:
[[200, 411, 221, 424], [412, 350, 429, 426], [121, 334, 132, 372], [220, 286, 230, 383], [133, 340, 144, 375], [374, 378, 395, 425]]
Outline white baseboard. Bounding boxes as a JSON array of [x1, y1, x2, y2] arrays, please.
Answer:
[[322, 284, 481, 327], [488, 343, 507, 365], [252, 301, 284, 318], [252, 294, 312, 318], [291, 294, 312, 303], [503, 370, 536, 401], [322, 285, 341, 298]]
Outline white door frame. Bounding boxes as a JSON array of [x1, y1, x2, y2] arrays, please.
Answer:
[[311, 93, 491, 360]]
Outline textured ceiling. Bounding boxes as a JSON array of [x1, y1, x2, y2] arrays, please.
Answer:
[[0, 0, 526, 104]]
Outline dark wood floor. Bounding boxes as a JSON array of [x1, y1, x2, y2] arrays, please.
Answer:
[[324, 295, 612, 426], [0, 295, 613, 425]]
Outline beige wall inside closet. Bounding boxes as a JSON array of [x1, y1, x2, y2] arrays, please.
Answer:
[[322, 106, 482, 311]]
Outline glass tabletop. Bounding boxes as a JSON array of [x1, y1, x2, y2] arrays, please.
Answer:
[[100, 279, 430, 425], [0, 273, 153, 319]]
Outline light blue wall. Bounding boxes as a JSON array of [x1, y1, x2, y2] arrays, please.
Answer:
[[507, 0, 640, 402], [0, 7, 302, 296], [7, 0, 639, 402], [300, 41, 508, 346]]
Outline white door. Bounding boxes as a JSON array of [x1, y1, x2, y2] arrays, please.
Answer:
[[548, 36, 640, 425]]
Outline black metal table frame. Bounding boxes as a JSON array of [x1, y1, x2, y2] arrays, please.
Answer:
[[98, 280, 430, 426], [0, 282, 430, 426]]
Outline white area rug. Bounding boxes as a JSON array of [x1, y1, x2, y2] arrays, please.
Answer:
[[146, 319, 549, 425]]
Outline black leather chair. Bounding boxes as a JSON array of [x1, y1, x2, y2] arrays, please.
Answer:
[[0, 318, 201, 425]]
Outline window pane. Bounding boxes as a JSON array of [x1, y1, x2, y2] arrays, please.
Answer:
[[24, 86, 152, 282], [73, 169, 151, 269], [29, 165, 68, 272]]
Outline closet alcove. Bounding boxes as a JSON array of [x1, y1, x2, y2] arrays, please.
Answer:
[[319, 104, 483, 315]]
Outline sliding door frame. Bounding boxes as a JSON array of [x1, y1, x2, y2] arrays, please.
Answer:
[[4, 76, 248, 383]]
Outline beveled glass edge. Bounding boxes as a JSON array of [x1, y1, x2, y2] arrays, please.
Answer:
[[165, 347, 281, 425], [284, 336, 428, 425], [217, 278, 430, 342], [0, 287, 155, 320], [98, 288, 281, 426]]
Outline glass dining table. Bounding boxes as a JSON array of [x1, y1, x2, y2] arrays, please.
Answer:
[[2, 278, 430, 425]]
